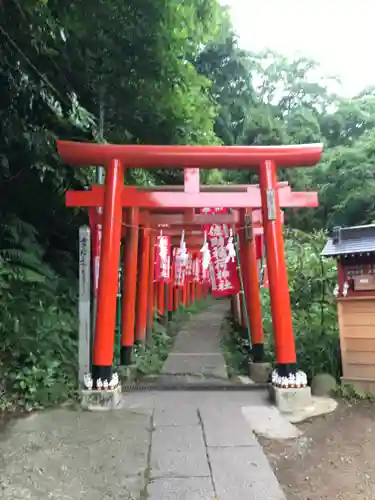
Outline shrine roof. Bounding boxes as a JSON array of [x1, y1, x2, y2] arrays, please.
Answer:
[[321, 224, 375, 257]]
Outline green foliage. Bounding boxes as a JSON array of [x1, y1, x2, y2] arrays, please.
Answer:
[[220, 315, 250, 378], [270, 229, 340, 381], [0, 0, 227, 412], [225, 231, 341, 382], [0, 217, 77, 410], [198, 42, 375, 231], [335, 383, 375, 402], [134, 296, 213, 377]]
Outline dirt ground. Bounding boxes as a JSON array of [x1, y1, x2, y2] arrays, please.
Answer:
[[260, 401, 375, 500]]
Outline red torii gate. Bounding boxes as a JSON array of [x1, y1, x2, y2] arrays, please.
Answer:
[[71, 182, 316, 365], [83, 186, 312, 364], [57, 140, 322, 386], [71, 182, 318, 364]]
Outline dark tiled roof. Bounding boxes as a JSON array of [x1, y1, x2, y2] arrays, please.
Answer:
[[321, 224, 375, 257]]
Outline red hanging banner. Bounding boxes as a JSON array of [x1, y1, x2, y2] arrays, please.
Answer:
[[207, 223, 240, 296], [200, 207, 240, 296], [173, 247, 186, 287], [155, 235, 171, 283]]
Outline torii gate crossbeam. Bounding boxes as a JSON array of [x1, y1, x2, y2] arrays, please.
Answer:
[[66, 185, 318, 209]]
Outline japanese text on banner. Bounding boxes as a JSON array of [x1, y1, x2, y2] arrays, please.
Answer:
[[155, 235, 171, 282], [200, 208, 240, 296], [173, 247, 185, 287]]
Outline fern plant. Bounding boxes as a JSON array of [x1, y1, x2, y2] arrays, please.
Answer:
[[0, 213, 78, 409], [0, 214, 55, 283]]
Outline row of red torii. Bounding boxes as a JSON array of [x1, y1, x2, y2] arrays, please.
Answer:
[[57, 141, 323, 390]]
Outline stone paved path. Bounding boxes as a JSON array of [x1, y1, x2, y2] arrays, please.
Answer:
[[161, 299, 228, 381], [123, 299, 286, 499], [0, 299, 286, 499]]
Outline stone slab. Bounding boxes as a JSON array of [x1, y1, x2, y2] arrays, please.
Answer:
[[286, 396, 338, 424], [199, 405, 259, 447], [148, 477, 215, 499], [154, 406, 200, 427], [208, 446, 287, 500], [0, 408, 150, 500], [151, 425, 210, 478], [238, 375, 256, 385], [241, 405, 302, 439], [151, 450, 210, 478], [270, 385, 312, 413], [162, 354, 227, 379], [152, 425, 206, 453], [172, 333, 223, 354]]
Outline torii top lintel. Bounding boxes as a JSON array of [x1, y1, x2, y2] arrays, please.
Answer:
[[56, 141, 323, 168]]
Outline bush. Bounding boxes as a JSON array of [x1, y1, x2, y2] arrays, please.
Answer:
[[261, 229, 341, 381], [225, 229, 341, 382], [0, 217, 77, 411]]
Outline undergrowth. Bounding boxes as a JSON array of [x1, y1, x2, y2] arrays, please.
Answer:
[[221, 316, 250, 378], [223, 230, 342, 384], [334, 383, 375, 402], [0, 216, 78, 413]]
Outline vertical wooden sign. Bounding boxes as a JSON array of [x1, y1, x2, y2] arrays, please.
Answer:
[[79, 225, 91, 387]]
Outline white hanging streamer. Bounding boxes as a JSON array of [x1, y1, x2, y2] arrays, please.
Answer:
[[158, 230, 169, 263], [200, 230, 211, 271], [179, 230, 189, 266], [225, 228, 236, 263]]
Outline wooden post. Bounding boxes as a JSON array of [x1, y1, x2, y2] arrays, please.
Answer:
[[186, 281, 191, 306], [173, 284, 179, 312], [168, 264, 174, 320], [259, 160, 296, 376], [157, 281, 165, 318], [242, 210, 265, 361], [135, 222, 150, 344], [78, 225, 91, 387], [191, 280, 196, 304], [181, 281, 187, 307], [238, 225, 247, 332], [146, 232, 156, 342], [92, 159, 124, 386], [120, 208, 139, 365]]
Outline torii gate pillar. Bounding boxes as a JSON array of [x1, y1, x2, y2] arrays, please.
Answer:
[[135, 222, 151, 344], [120, 208, 139, 365], [146, 232, 156, 342], [240, 210, 265, 362], [92, 159, 124, 386], [260, 160, 296, 376]]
